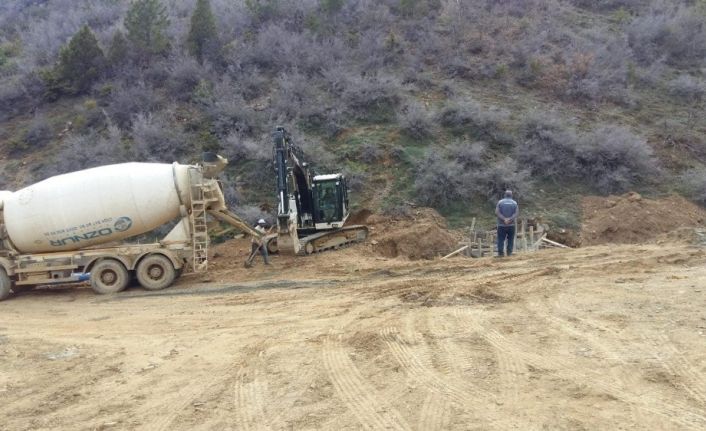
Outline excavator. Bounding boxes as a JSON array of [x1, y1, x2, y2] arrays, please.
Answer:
[[269, 127, 368, 255]]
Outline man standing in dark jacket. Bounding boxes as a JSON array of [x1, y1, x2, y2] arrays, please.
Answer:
[[496, 190, 518, 257]]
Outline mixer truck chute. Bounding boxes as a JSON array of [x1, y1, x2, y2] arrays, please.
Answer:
[[0, 155, 259, 301]]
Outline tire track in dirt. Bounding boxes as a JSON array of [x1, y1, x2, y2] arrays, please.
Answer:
[[234, 367, 270, 431], [436, 307, 530, 426], [145, 339, 270, 430], [147, 364, 238, 431], [380, 327, 494, 404], [495, 348, 523, 406], [322, 331, 410, 431], [419, 312, 465, 375], [0, 347, 127, 425], [43, 332, 240, 430], [423, 309, 518, 404], [550, 295, 706, 407], [457, 308, 706, 430], [525, 300, 643, 425], [417, 392, 450, 431], [379, 327, 525, 429], [264, 369, 319, 430], [445, 310, 524, 407], [411, 312, 461, 430], [404, 313, 454, 431], [643, 332, 706, 406]]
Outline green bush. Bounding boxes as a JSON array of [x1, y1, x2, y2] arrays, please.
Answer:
[[42, 25, 105, 99]]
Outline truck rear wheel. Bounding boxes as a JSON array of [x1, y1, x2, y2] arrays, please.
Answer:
[[0, 268, 12, 301], [136, 254, 176, 291], [91, 259, 129, 295]]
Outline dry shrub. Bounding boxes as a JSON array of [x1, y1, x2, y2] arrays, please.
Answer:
[[680, 168, 706, 206]]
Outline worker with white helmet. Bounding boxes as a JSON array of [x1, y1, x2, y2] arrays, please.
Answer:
[[250, 218, 270, 265]]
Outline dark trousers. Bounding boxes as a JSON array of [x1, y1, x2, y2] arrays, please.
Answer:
[[497, 225, 515, 256], [251, 242, 270, 264]]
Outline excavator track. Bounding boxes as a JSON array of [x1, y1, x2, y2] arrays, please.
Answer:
[[299, 225, 368, 255], [271, 225, 368, 256]]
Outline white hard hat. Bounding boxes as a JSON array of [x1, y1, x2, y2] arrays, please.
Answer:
[[257, 218, 266, 225]]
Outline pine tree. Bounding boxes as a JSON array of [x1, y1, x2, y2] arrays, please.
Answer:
[[125, 0, 170, 62], [42, 25, 105, 99], [187, 0, 221, 65], [107, 30, 129, 68]]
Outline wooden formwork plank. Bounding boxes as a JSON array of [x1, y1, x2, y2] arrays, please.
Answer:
[[542, 237, 570, 248], [442, 245, 469, 260]]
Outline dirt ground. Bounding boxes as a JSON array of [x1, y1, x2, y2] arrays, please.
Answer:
[[1, 229, 705, 430]]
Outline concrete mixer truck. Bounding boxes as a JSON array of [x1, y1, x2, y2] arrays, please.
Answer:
[[0, 154, 260, 301]]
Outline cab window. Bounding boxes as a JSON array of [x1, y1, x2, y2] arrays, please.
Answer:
[[316, 181, 339, 222]]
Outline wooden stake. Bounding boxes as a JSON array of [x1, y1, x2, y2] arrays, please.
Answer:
[[542, 237, 570, 248], [533, 234, 547, 249], [442, 245, 469, 260]]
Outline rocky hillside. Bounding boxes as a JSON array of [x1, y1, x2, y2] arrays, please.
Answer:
[[0, 0, 704, 228]]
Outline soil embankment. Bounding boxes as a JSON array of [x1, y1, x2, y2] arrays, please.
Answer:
[[581, 192, 706, 245]]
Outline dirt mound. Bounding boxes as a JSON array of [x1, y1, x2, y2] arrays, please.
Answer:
[[373, 224, 458, 260], [347, 208, 373, 225], [368, 207, 448, 227], [369, 208, 458, 260], [581, 192, 706, 246]]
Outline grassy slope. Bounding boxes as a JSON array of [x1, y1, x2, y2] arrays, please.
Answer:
[[1, 8, 704, 233], [326, 68, 704, 229]]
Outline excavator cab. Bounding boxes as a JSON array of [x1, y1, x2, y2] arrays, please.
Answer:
[[312, 174, 349, 229]]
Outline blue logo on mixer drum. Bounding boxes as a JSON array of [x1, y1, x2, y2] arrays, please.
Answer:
[[49, 216, 134, 247], [114, 216, 133, 232]]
